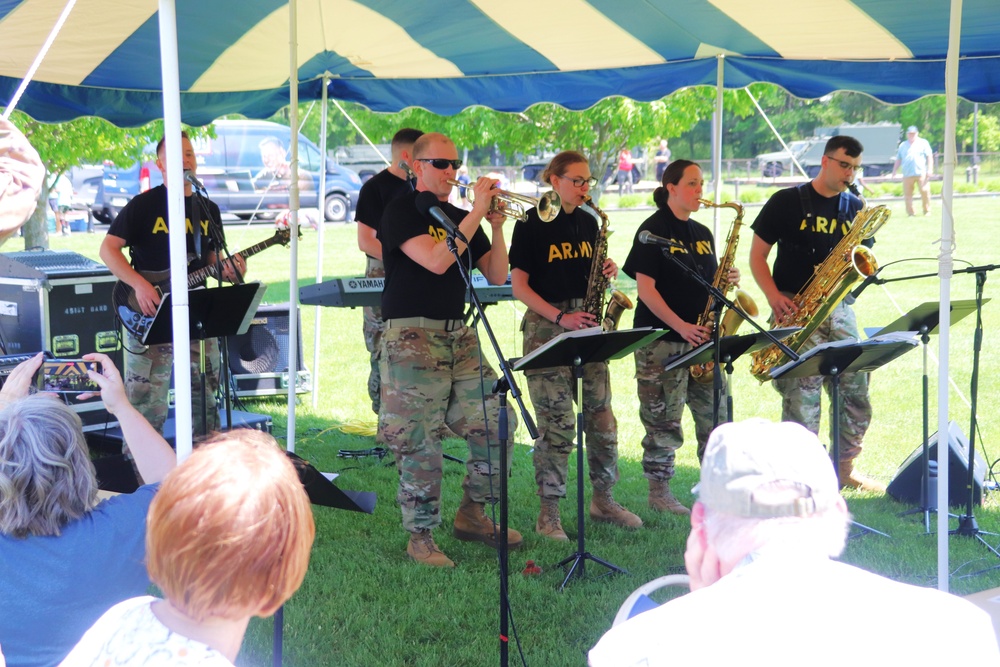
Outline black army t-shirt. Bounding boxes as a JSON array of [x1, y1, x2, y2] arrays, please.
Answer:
[[378, 190, 491, 321], [752, 184, 863, 294], [508, 206, 598, 303], [107, 185, 219, 276], [355, 169, 412, 252], [622, 207, 717, 342]]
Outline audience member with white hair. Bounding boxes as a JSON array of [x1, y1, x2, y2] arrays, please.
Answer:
[[589, 418, 1000, 666], [61, 429, 315, 666], [0, 353, 176, 667]]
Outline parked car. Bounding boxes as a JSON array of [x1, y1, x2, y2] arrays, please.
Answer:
[[92, 120, 362, 224]]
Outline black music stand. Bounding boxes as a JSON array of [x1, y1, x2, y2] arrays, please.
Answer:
[[664, 327, 800, 423], [513, 327, 664, 589], [771, 333, 918, 539], [867, 300, 980, 533], [142, 283, 266, 435]]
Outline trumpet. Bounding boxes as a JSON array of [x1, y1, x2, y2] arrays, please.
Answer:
[[447, 179, 561, 223]]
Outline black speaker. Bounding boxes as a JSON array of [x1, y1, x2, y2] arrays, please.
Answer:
[[887, 420, 986, 507], [227, 303, 311, 397]]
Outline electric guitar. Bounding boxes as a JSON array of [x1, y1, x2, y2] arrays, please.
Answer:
[[113, 228, 293, 340]]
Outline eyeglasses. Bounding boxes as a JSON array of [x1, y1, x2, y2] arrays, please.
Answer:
[[824, 155, 864, 173], [416, 158, 463, 170], [559, 175, 599, 188]]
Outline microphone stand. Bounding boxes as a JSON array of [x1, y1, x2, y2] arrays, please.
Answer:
[[866, 262, 999, 545], [656, 247, 799, 425], [444, 232, 538, 667], [193, 188, 242, 433]]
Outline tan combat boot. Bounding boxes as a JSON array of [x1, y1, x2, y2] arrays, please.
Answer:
[[453, 491, 524, 549], [536, 497, 569, 541], [648, 478, 691, 515], [589, 488, 643, 529], [839, 459, 887, 493], [406, 530, 455, 567]]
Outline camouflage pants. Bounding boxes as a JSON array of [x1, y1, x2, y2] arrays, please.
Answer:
[[363, 256, 385, 416], [521, 307, 619, 498], [634, 339, 725, 480], [124, 333, 221, 442], [772, 301, 872, 462], [380, 324, 517, 532]]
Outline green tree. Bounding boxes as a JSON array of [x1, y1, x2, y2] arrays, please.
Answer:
[[9, 114, 208, 250], [957, 111, 1000, 153], [286, 90, 755, 202]]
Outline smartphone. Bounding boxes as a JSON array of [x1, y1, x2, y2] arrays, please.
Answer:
[[34, 359, 100, 394]]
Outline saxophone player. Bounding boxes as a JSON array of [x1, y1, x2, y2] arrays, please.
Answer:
[[748, 135, 882, 492], [510, 150, 642, 540], [622, 160, 739, 514]]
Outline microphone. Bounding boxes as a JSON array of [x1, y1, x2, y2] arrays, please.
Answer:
[[637, 230, 685, 250], [416, 191, 468, 243], [183, 170, 206, 192], [847, 269, 882, 303]]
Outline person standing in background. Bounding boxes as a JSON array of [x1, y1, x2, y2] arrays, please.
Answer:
[[654, 139, 671, 182], [891, 126, 934, 217], [617, 148, 634, 197]]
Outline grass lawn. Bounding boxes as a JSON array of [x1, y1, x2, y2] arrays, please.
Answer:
[[39, 192, 1000, 666]]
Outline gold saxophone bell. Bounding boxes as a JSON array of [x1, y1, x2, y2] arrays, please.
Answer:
[[447, 180, 561, 223]]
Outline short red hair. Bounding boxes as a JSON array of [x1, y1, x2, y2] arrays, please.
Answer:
[[146, 430, 314, 621]]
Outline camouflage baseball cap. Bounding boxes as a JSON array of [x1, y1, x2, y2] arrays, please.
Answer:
[[695, 419, 840, 518]]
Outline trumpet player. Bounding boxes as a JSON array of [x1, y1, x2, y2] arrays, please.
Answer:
[[509, 150, 642, 540], [377, 132, 520, 567], [748, 136, 881, 492], [622, 160, 739, 514]]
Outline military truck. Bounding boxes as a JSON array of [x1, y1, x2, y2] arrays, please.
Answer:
[[756, 122, 901, 178], [332, 143, 392, 182]]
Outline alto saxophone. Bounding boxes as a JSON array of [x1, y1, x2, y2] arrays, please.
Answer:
[[748, 190, 890, 381], [581, 196, 633, 331], [689, 199, 758, 383]]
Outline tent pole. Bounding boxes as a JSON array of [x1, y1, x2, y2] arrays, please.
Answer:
[[158, 0, 192, 462], [937, 0, 962, 592], [312, 77, 329, 409], [286, 0, 300, 452], [711, 55, 723, 240]]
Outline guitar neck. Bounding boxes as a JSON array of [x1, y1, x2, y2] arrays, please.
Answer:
[[187, 236, 279, 287]]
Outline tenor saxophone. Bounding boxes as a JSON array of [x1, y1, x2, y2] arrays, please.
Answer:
[[689, 199, 758, 383], [581, 196, 633, 331], [748, 193, 890, 382]]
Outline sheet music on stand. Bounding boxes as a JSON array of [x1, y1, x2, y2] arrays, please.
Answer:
[[769, 331, 919, 380], [664, 327, 801, 368], [511, 326, 664, 372]]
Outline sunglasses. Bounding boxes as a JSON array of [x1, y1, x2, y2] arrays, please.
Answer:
[[416, 158, 463, 170]]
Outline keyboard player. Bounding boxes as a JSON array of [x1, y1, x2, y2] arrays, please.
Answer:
[[355, 128, 422, 429]]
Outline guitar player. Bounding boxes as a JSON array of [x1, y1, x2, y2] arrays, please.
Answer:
[[99, 132, 247, 444]]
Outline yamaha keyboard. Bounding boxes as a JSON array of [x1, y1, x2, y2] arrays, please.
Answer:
[[300, 274, 515, 308]]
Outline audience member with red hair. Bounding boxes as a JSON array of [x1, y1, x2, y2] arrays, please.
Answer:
[[62, 430, 315, 665]]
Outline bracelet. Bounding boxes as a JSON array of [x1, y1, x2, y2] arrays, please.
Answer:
[[554, 310, 565, 325]]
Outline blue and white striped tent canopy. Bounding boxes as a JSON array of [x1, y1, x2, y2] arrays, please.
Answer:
[[1, 0, 999, 126]]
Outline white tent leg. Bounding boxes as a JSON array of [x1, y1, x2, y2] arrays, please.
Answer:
[[158, 0, 192, 463], [312, 77, 329, 409], [286, 0, 300, 452], [937, 0, 962, 592]]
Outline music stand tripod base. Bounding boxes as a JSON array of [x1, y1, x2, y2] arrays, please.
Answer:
[[512, 327, 663, 589]]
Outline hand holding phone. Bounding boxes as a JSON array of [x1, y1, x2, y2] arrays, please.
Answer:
[[35, 359, 101, 394]]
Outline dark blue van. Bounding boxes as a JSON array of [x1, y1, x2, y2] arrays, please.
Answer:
[[92, 120, 362, 223]]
